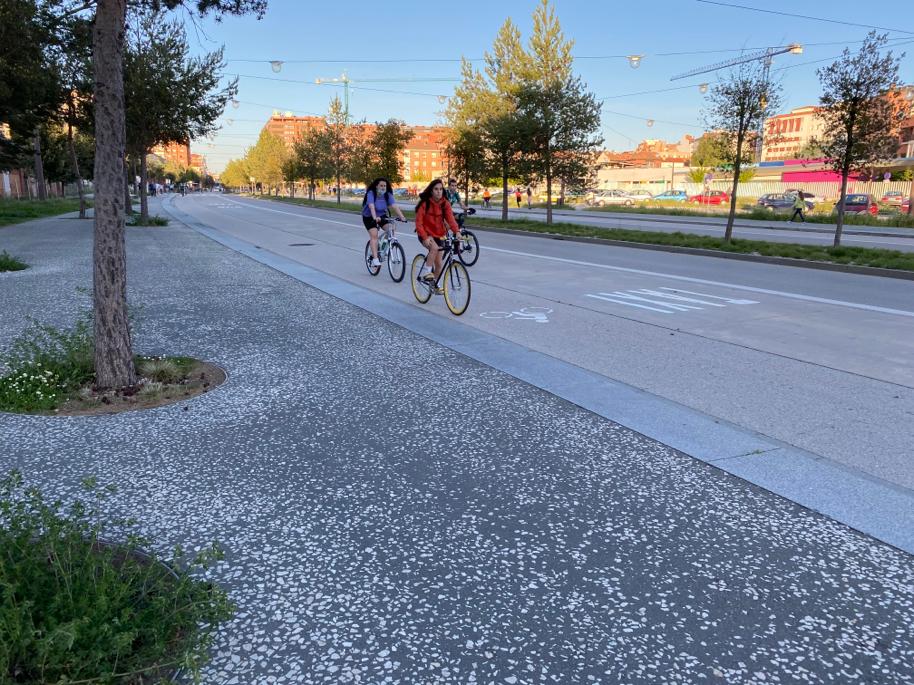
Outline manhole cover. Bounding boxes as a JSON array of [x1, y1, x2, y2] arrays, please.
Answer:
[[289, 243, 315, 246]]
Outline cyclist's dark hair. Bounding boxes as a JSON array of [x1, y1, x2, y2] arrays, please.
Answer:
[[415, 178, 445, 213], [362, 177, 393, 207], [448, 177, 457, 184]]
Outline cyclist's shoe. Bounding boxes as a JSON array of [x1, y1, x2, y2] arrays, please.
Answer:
[[421, 272, 436, 282], [434, 287, 445, 295], [371, 257, 381, 267]]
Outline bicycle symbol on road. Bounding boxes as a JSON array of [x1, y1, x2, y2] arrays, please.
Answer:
[[479, 306, 552, 323]]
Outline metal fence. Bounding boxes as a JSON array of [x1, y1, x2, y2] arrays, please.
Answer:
[[608, 178, 914, 200]]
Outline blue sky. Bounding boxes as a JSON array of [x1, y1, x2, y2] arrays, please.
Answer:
[[183, 0, 914, 172]]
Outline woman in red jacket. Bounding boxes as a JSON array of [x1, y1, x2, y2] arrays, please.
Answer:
[[415, 178, 461, 286]]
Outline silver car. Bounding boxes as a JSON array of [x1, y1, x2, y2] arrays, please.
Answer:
[[589, 189, 635, 207]]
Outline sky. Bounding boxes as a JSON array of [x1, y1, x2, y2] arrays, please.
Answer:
[[180, 0, 914, 173]]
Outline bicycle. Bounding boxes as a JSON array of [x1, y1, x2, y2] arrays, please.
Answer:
[[451, 207, 480, 267], [365, 217, 407, 282], [410, 234, 472, 316]]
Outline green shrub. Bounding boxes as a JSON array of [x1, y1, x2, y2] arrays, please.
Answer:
[[127, 215, 169, 227], [0, 313, 94, 412], [0, 471, 233, 684], [0, 251, 28, 272]]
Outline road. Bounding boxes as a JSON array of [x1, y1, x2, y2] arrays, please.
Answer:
[[167, 193, 914, 498], [469, 203, 914, 251]]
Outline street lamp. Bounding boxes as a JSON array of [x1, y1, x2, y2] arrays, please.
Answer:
[[627, 55, 644, 69], [699, 83, 709, 94], [270, 60, 283, 73]]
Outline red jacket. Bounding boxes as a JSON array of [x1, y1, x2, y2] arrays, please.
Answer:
[[415, 197, 459, 240]]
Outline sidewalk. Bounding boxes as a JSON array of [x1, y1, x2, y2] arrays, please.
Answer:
[[1, 208, 913, 684]]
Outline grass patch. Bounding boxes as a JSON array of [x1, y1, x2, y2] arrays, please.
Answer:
[[0, 250, 28, 272], [0, 470, 232, 684], [127, 214, 169, 227], [259, 195, 914, 271], [0, 198, 88, 227]]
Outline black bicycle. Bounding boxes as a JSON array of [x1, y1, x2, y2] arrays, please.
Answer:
[[410, 234, 471, 316], [365, 217, 407, 282], [453, 207, 480, 267]]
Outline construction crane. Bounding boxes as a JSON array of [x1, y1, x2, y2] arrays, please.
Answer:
[[314, 71, 457, 122], [671, 44, 804, 161]]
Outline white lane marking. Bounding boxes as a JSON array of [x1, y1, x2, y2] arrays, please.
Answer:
[[586, 293, 676, 313], [657, 287, 759, 305], [631, 289, 727, 307], [598, 291, 704, 311], [220, 197, 358, 228], [485, 246, 914, 318]]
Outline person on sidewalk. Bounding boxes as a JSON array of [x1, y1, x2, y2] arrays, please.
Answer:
[[362, 178, 406, 267], [515, 187, 522, 208], [415, 179, 461, 289], [482, 188, 491, 209], [790, 193, 806, 222], [526, 186, 533, 208]]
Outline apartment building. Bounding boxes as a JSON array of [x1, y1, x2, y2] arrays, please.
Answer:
[[761, 106, 824, 162]]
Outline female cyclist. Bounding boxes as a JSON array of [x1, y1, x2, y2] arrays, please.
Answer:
[[362, 178, 406, 266], [415, 178, 460, 286]]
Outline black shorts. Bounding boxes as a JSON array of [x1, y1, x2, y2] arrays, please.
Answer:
[[418, 236, 444, 249], [362, 214, 386, 231]]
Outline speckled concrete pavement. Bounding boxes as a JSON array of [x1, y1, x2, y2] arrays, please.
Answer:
[[1, 212, 913, 684]]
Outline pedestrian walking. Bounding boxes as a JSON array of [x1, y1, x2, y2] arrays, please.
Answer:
[[482, 188, 491, 209], [790, 193, 806, 222], [526, 186, 533, 208], [515, 188, 522, 208]]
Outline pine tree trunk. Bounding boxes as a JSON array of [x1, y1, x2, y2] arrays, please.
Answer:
[[33, 130, 47, 201], [139, 153, 149, 220], [92, 0, 136, 390], [66, 118, 87, 219], [725, 163, 740, 243], [834, 168, 850, 247], [545, 144, 553, 225]]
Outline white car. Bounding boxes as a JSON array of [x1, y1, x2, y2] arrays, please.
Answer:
[[589, 189, 635, 207], [626, 189, 654, 201]]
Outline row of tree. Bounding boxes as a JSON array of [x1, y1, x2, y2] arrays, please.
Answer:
[[221, 98, 412, 202], [698, 31, 909, 246]]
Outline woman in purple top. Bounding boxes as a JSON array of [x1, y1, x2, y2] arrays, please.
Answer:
[[362, 177, 407, 267]]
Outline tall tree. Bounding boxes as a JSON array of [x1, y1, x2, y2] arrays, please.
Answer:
[[370, 119, 411, 183], [702, 60, 782, 243], [125, 10, 236, 219], [325, 95, 349, 203], [280, 154, 302, 197], [816, 32, 906, 245], [246, 130, 285, 194], [690, 133, 728, 169], [292, 126, 332, 200]]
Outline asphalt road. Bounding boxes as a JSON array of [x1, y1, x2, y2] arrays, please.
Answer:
[[169, 194, 914, 497], [469, 203, 914, 251]]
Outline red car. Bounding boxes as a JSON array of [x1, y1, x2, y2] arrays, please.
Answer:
[[832, 193, 879, 216], [688, 190, 731, 205]]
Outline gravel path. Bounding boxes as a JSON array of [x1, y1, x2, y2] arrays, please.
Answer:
[[1, 213, 912, 684]]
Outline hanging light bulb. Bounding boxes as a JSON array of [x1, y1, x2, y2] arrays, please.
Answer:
[[231, 99, 239, 109], [627, 55, 644, 69], [225, 118, 233, 126], [699, 83, 709, 94], [646, 119, 654, 128], [270, 60, 283, 73], [437, 95, 448, 104]]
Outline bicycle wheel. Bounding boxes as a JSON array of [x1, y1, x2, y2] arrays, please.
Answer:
[[365, 241, 381, 276], [458, 230, 480, 267], [410, 254, 432, 303], [387, 242, 406, 282], [443, 261, 471, 316]]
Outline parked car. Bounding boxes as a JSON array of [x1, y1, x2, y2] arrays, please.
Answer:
[[785, 189, 824, 204], [900, 198, 910, 213], [832, 193, 879, 216], [757, 193, 813, 212], [881, 190, 906, 207], [589, 189, 635, 207], [652, 190, 688, 202], [626, 189, 654, 201], [688, 190, 730, 205]]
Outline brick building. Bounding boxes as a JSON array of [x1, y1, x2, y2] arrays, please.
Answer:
[[151, 141, 191, 167], [189, 153, 207, 177], [761, 106, 824, 162], [262, 112, 326, 147]]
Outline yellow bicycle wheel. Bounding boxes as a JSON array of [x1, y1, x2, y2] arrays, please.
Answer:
[[443, 261, 471, 315], [410, 254, 433, 303]]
